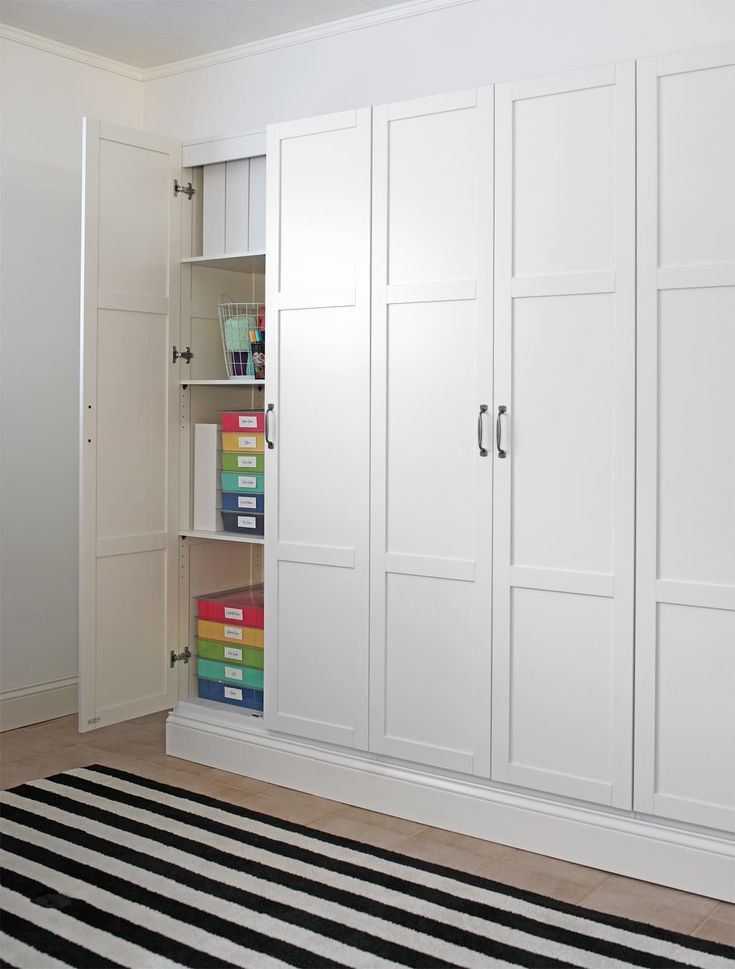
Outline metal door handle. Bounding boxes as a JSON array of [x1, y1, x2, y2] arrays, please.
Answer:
[[265, 403, 275, 450], [477, 404, 488, 457], [496, 405, 507, 458]]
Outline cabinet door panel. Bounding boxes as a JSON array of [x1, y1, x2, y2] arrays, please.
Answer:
[[265, 109, 371, 748], [80, 121, 181, 730], [370, 88, 493, 776], [492, 64, 635, 808], [635, 45, 735, 832]]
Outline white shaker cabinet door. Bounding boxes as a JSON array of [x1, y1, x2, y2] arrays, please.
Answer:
[[79, 120, 181, 730], [635, 45, 735, 832], [369, 88, 494, 775], [492, 64, 636, 807], [264, 109, 371, 749]]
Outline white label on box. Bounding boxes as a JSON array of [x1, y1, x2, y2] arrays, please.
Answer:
[[224, 645, 243, 660], [238, 436, 256, 449], [224, 666, 243, 681], [237, 496, 257, 509], [224, 607, 243, 621], [237, 516, 256, 529], [237, 455, 256, 468], [224, 686, 242, 701], [224, 625, 243, 641], [237, 476, 256, 489], [239, 416, 258, 429]]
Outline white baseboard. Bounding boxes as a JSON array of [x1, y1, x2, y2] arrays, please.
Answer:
[[166, 700, 735, 903], [0, 677, 78, 732]]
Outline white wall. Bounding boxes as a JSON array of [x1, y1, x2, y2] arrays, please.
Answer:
[[143, 0, 735, 139], [0, 38, 143, 729]]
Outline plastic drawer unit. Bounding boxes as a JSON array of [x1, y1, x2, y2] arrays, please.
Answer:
[[220, 410, 265, 433], [197, 585, 264, 627], [221, 452, 265, 473], [221, 432, 265, 453], [221, 510, 265, 537], [221, 492, 265, 513], [197, 619, 264, 647], [220, 472, 264, 494], [198, 638, 264, 669], [197, 678, 263, 711], [197, 658, 264, 690]]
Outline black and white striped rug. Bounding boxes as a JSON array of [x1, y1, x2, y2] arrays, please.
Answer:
[[1, 766, 733, 969]]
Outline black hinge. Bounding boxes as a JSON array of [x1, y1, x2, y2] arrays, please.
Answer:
[[172, 345, 194, 364], [170, 646, 192, 669], [174, 179, 195, 199]]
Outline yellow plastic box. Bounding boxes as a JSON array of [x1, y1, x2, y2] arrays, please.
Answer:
[[197, 619, 264, 647], [221, 432, 265, 453]]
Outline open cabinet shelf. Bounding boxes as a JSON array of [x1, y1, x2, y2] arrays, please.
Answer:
[[182, 252, 265, 273], [180, 529, 265, 544], [180, 379, 265, 386]]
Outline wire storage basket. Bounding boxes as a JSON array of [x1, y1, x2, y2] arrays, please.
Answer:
[[218, 296, 266, 379]]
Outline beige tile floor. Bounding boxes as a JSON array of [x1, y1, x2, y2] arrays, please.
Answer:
[[1, 711, 733, 947]]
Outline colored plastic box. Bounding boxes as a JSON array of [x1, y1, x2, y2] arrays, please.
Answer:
[[198, 619, 264, 647], [197, 658, 264, 690], [198, 638, 264, 668], [220, 411, 265, 433], [221, 451, 265, 473], [221, 492, 265, 513], [198, 677, 263, 711], [221, 510, 264, 537], [196, 585, 264, 627], [221, 432, 264, 453], [220, 472, 264, 493]]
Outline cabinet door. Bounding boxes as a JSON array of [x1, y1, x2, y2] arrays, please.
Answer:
[[79, 120, 181, 731], [369, 89, 494, 775], [264, 109, 371, 748], [492, 64, 635, 807], [635, 46, 735, 832]]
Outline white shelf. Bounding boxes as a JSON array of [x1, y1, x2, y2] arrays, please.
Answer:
[[182, 252, 265, 273], [180, 379, 265, 386], [180, 529, 264, 545]]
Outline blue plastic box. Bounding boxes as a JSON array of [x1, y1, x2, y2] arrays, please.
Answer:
[[221, 492, 265, 513], [198, 677, 264, 711]]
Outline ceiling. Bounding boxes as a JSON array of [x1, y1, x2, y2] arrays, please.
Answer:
[[0, 0, 413, 69]]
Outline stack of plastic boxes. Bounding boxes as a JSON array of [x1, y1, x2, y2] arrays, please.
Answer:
[[196, 584, 265, 711], [219, 410, 265, 537]]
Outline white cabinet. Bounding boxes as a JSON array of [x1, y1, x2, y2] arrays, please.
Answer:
[[491, 64, 636, 808], [369, 89, 494, 774], [635, 45, 735, 832], [263, 110, 372, 748]]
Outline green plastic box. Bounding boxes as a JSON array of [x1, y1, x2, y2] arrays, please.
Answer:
[[220, 472, 264, 493], [221, 452, 265, 473], [198, 638, 264, 669], [197, 657, 264, 690]]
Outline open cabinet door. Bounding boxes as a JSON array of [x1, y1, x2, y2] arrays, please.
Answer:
[[79, 119, 181, 731]]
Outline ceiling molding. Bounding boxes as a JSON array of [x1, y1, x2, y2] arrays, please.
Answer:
[[0, 22, 145, 81], [143, 0, 477, 80], [1, 0, 477, 82]]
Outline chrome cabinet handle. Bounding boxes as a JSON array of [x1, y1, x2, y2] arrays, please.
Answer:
[[496, 405, 507, 458], [265, 403, 275, 450], [477, 404, 488, 457]]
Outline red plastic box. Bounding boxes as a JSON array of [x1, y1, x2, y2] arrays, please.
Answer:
[[197, 584, 264, 628], [220, 411, 265, 433]]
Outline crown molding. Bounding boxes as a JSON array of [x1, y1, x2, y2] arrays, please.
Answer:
[[0, 22, 145, 81], [1, 0, 477, 83], [143, 0, 477, 80]]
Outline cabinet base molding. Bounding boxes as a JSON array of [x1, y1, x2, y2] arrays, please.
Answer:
[[167, 701, 735, 902], [0, 677, 78, 732]]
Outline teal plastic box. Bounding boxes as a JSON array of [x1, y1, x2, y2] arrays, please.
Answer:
[[220, 472, 265, 494], [197, 657, 264, 690]]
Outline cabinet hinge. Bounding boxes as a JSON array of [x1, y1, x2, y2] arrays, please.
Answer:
[[87, 717, 101, 725], [174, 179, 195, 199], [170, 646, 192, 669], [172, 345, 194, 364]]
